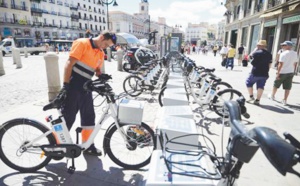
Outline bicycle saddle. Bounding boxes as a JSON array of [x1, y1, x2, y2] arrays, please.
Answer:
[[253, 127, 297, 176], [43, 96, 65, 111], [209, 76, 222, 82]]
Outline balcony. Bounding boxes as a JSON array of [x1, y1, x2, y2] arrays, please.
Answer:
[[31, 7, 43, 13], [58, 12, 70, 17], [268, 0, 281, 9], [49, 0, 55, 4], [11, 4, 28, 11], [71, 14, 79, 21], [51, 11, 57, 15], [0, 2, 8, 8], [30, 0, 42, 2], [78, 6, 87, 11], [43, 9, 49, 14], [57, 0, 63, 5], [64, 2, 69, 7], [82, 17, 89, 21], [70, 5, 78, 10], [71, 26, 79, 30], [32, 22, 43, 27]]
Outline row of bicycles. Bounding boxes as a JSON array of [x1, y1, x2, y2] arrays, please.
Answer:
[[121, 51, 300, 185], [0, 51, 299, 186]]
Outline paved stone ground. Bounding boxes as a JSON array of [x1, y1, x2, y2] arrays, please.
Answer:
[[0, 51, 299, 186]]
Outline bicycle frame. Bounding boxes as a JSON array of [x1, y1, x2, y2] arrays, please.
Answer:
[[184, 73, 218, 107], [22, 100, 131, 152]]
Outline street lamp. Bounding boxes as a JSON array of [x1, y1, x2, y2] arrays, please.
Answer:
[[100, 0, 118, 30], [175, 24, 182, 31]]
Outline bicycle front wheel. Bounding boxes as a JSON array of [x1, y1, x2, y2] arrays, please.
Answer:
[[0, 118, 56, 172], [103, 122, 155, 170], [212, 89, 243, 117], [123, 75, 143, 97]]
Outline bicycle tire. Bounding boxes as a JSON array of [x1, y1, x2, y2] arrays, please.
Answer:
[[123, 75, 143, 97], [211, 89, 243, 118], [158, 86, 166, 107], [212, 81, 232, 91], [103, 122, 155, 170], [0, 118, 56, 172]]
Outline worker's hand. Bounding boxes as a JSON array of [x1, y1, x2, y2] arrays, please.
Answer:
[[56, 83, 69, 102], [98, 74, 112, 81]]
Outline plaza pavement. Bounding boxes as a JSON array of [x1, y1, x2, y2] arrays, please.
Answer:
[[0, 51, 299, 186]]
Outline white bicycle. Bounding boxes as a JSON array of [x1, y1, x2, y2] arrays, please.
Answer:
[[0, 75, 155, 173]]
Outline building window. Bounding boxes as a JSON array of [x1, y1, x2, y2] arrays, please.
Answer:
[[141, 6, 144, 11], [44, 31, 49, 38], [24, 29, 30, 37]]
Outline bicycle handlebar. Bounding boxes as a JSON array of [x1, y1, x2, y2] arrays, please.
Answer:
[[224, 100, 300, 177]]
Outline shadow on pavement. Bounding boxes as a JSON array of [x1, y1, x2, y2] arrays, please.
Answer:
[[196, 118, 219, 136], [285, 103, 300, 112], [0, 171, 62, 186], [0, 155, 143, 186], [259, 104, 294, 114]]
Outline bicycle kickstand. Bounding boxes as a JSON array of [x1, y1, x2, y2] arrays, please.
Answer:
[[67, 157, 76, 174]]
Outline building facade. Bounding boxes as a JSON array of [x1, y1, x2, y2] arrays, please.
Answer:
[[0, 0, 108, 45], [224, 0, 300, 72], [185, 23, 208, 46]]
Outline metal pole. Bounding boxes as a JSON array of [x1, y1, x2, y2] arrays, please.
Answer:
[[107, 0, 109, 30], [148, 15, 150, 33]]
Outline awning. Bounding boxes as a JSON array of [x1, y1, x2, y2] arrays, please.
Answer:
[[116, 33, 140, 45], [259, 9, 282, 18], [289, 3, 300, 11]]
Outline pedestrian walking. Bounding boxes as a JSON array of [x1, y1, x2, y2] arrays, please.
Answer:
[[275, 45, 285, 70], [56, 31, 117, 156], [237, 44, 245, 66], [220, 44, 228, 60], [213, 45, 218, 57], [226, 44, 235, 70], [268, 41, 299, 105], [245, 40, 272, 105]]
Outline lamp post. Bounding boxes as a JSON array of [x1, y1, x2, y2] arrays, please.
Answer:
[[175, 24, 182, 32], [100, 0, 118, 30]]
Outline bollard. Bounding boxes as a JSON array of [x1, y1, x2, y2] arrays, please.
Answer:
[[101, 60, 105, 74], [0, 46, 5, 76], [12, 47, 16, 64], [15, 48, 22, 69], [116, 49, 123, 71], [24, 46, 28, 58], [107, 47, 111, 62], [44, 52, 61, 101]]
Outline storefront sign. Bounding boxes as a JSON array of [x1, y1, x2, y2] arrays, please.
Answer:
[[283, 15, 300, 24], [3, 27, 11, 36], [264, 20, 277, 27]]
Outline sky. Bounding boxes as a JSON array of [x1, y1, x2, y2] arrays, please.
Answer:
[[109, 0, 227, 30]]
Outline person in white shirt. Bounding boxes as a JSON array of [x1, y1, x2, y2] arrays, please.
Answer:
[[220, 44, 228, 59], [269, 41, 299, 105]]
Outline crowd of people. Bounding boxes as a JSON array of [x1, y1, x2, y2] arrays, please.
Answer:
[[181, 40, 299, 106]]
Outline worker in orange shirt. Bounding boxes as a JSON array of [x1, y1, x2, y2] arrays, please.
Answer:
[[58, 31, 117, 156]]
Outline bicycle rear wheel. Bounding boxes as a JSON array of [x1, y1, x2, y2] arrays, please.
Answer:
[[103, 122, 155, 170], [211, 89, 243, 117], [0, 118, 56, 172], [123, 75, 143, 97]]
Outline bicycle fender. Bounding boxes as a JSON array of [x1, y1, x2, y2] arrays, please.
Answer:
[[0, 118, 51, 131]]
